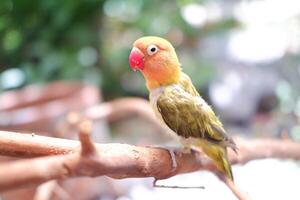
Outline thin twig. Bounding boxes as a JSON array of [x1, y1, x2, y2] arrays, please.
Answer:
[[216, 172, 251, 200], [153, 179, 205, 189], [78, 119, 96, 156]]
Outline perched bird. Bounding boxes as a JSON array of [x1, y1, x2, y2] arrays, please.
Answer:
[[128, 36, 237, 181]]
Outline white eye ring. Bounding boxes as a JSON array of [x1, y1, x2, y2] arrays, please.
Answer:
[[147, 44, 158, 56]]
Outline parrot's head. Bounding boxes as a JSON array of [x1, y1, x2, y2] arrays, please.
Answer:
[[129, 36, 181, 90]]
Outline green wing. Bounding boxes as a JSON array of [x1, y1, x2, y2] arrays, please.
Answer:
[[157, 85, 236, 149]]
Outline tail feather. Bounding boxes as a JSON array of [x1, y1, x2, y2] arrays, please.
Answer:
[[200, 143, 234, 181], [219, 150, 234, 181]]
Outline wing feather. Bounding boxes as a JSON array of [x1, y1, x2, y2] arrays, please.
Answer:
[[157, 85, 236, 150]]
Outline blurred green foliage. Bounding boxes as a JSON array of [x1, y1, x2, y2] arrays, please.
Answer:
[[0, 0, 104, 85], [0, 0, 238, 98], [1, 0, 300, 140]]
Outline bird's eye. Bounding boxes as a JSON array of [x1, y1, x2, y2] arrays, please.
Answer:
[[147, 44, 158, 56]]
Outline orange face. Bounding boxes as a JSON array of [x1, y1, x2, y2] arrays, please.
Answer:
[[129, 36, 181, 90]]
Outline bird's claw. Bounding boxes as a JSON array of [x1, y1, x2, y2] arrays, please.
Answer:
[[166, 148, 177, 172]]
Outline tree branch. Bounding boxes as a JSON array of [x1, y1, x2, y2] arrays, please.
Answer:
[[0, 131, 78, 157], [1, 98, 297, 200], [0, 130, 299, 194]]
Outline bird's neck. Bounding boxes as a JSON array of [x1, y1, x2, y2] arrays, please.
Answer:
[[145, 70, 181, 90], [143, 63, 181, 91], [147, 72, 200, 97]]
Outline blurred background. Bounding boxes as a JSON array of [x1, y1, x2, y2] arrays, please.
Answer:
[[0, 0, 300, 199]]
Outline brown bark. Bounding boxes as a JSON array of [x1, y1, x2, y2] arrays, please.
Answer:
[[0, 130, 299, 194], [0, 131, 78, 157]]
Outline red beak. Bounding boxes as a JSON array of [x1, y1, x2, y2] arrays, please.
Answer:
[[129, 47, 145, 71]]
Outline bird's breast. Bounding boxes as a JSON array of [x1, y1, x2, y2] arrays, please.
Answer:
[[149, 85, 167, 122]]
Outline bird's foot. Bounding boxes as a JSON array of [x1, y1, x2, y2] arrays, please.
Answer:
[[149, 146, 205, 190], [167, 148, 177, 171], [153, 178, 205, 189], [180, 147, 198, 155], [181, 147, 192, 154]]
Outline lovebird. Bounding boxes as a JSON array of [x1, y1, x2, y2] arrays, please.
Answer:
[[128, 36, 237, 181]]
